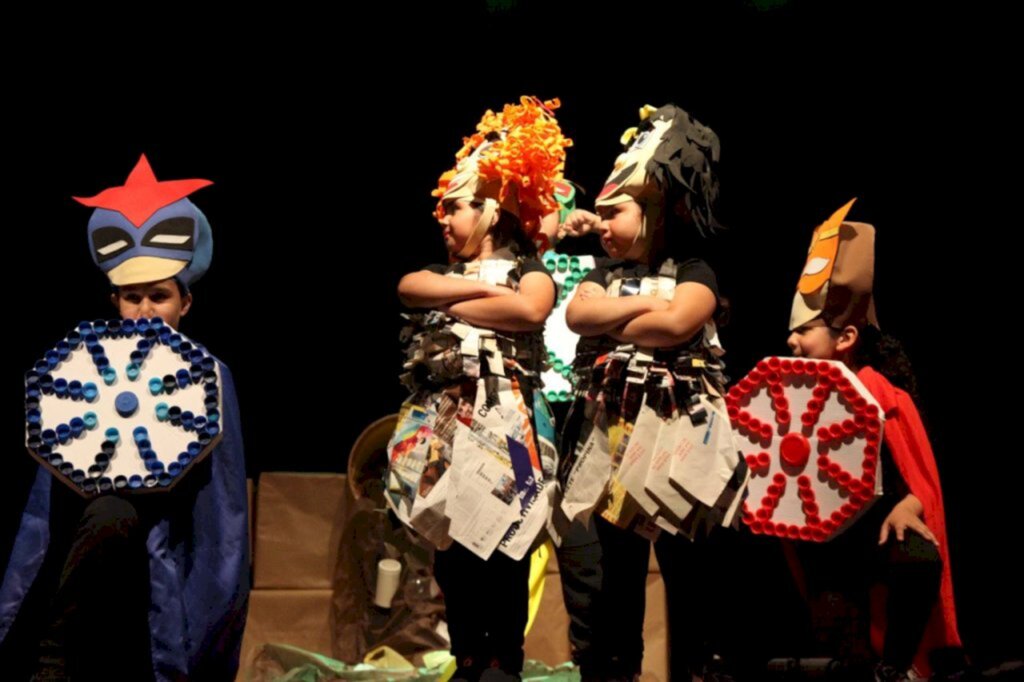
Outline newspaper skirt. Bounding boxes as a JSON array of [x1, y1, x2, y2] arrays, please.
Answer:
[[386, 372, 557, 561], [558, 346, 750, 540]]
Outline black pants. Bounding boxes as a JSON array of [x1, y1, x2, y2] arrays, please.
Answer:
[[28, 495, 154, 681], [557, 515, 770, 681], [792, 506, 943, 671], [434, 542, 530, 679]]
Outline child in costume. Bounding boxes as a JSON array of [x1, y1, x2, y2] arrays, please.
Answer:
[[0, 155, 249, 681], [785, 199, 962, 681], [386, 97, 569, 681], [556, 104, 748, 681]]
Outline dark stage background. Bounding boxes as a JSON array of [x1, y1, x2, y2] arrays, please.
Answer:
[[4, 0, 1018, 670]]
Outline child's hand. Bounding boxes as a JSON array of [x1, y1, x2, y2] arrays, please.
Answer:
[[558, 209, 602, 239], [879, 494, 938, 546]]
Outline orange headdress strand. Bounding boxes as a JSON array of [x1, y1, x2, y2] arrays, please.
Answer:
[[433, 96, 572, 241]]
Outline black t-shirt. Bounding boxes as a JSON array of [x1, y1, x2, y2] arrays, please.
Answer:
[[575, 257, 719, 355], [581, 257, 720, 302], [421, 257, 555, 304]]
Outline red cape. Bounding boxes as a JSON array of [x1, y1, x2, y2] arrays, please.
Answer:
[[857, 366, 962, 674]]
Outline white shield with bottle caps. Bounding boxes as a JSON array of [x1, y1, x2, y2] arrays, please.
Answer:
[[24, 318, 224, 497], [726, 357, 884, 541]]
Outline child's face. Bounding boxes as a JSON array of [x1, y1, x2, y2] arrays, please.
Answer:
[[439, 199, 481, 256], [112, 278, 192, 330], [596, 200, 644, 259], [787, 324, 838, 359], [787, 322, 860, 361]]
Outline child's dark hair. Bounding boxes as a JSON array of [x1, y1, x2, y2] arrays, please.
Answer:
[[839, 324, 920, 400]]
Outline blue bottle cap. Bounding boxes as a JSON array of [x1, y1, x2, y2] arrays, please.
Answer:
[[83, 412, 98, 429], [104, 427, 120, 443], [133, 426, 149, 441], [148, 378, 164, 395], [115, 391, 140, 417], [68, 381, 83, 400], [82, 382, 99, 401], [102, 367, 117, 386], [56, 424, 72, 444], [54, 378, 69, 397], [114, 476, 128, 490], [126, 364, 141, 381], [155, 403, 170, 421], [129, 475, 144, 489]]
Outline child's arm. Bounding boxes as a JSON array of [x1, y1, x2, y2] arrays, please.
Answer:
[[398, 270, 513, 308], [606, 281, 717, 348], [566, 282, 670, 337], [879, 493, 940, 546], [442, 271, 555, 333]]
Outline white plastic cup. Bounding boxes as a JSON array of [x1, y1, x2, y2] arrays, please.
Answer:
[[374, 558, 402, 608]]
